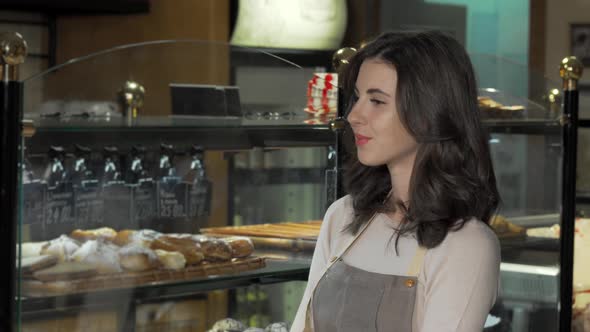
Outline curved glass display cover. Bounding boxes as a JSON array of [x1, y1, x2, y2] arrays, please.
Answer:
[[17, 40, 338, 332]]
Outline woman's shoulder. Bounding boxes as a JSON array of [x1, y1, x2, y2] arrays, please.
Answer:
[[450, 218, 499, 245], [325, 194, 354, 217], [319, 195, 355, 238], [427, 218, 500, 264]]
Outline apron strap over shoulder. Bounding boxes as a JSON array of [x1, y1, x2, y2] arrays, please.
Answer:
[[334, 213, 378, 260], [303, 213, 378, 332], [406, 245, 427, 277]]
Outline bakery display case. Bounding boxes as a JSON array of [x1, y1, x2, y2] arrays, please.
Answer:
[[466, 54, 563, 332], [1, 33, 339, 331], [467, 54, 583, 332], [0, 30, 585, 332]]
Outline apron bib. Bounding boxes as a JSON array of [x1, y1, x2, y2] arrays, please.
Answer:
[[304, 215, 426, 331]]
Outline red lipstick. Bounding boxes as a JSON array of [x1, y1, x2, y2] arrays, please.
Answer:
[[354, 134, 371, 146]]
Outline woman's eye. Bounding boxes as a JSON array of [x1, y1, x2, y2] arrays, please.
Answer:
[[370, 99, 385, 105]]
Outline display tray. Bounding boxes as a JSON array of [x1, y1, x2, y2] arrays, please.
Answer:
[[22, 256, 265, 297], [202, 221, 321, 253], [20, 258, 310, 314], [202, 219, 552, 252]]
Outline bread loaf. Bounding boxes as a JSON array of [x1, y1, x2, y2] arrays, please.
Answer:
[[70, 227, 117, 242], [112, 230, 135, 246], [119, 245, 159, 272], [222, 236, 254, 258], [154, 250, 186, 270], [20, 241, 48, 258], [198, 238, 233, 262], [490, 215, 525, 236], [21, 255, 58, 274], [151, 236, 204, 265], [40, 235, 81, 262], [71, 239, 122, 274], [114, 229, 161, 248]]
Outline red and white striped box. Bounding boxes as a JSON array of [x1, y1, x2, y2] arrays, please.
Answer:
[[305, 73, 338, 116]]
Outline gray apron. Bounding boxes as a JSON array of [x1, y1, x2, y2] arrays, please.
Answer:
[[304, 215, 427, 332]]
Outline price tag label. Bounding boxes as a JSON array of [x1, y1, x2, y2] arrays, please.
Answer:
[[23, 182, 45, 241], [189, 180, 212, 217], [157, 182, 188, 219], [23, 183, 44, 226], [75, 188, 104, 229], [45, 191, 74, 225], [133, 183, 156, 225], [44, 186, 75, 239], [103, 184, 132, 230]]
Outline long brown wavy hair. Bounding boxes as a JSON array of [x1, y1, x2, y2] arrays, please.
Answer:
[[342, 31, 500, 250]]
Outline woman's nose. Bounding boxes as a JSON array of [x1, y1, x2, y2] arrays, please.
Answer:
[[346, 101, 364, 126]]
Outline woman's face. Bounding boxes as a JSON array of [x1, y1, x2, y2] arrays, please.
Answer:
[[347, 58, 418, 169]]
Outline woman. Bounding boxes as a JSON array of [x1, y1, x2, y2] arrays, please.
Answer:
[[291, 31, 501, 332]]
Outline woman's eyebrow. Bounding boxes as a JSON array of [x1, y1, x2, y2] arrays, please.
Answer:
[[366, 88, 392, 97], [354, 86, 392, 97]]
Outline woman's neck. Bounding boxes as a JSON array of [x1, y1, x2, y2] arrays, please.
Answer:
[[387, 153, 416, 207]]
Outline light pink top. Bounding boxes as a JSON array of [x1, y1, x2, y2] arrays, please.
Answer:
[[290, 195, 501, 332]]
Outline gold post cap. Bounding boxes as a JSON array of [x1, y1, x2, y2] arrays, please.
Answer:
[[329, 117, 346, 131], [118, 80, 145, 108], [0, 32, 27, 66], [559, 56, 583, 81], [332, 47, 357, 73]]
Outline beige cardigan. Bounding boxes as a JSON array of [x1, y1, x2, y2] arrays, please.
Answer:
[[290, 195, 501, 332]]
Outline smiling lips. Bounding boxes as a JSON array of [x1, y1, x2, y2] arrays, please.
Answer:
[[354, 133, 371, 146]]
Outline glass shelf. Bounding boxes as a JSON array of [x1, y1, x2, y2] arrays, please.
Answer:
[[24, 115, 335, 152], [27, 113, 332, 131], [21, 256, 311, 314]]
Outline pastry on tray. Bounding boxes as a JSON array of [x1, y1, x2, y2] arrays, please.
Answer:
[[222, 236, 255, 258], [118, 245, 159, 272], [150, 236, 204, 265], [154, 249, 186, 270], [21, 255, 58, 274], [490, 215, 526, 238], [198, 238, 233, 262], [70, 227, 117, 242], [71, 239, 122, 274], [20, 241, 48, 258], [478, 96, 525, 119], [40, 235, 81, 262], [526, 218, 590, 239], [113, 229, 161, 248], [20, 228, 260, 290], [526, 224, 560, 238]]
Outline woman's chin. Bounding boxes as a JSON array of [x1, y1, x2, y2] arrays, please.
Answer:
[[357, 154, 384, 167]]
